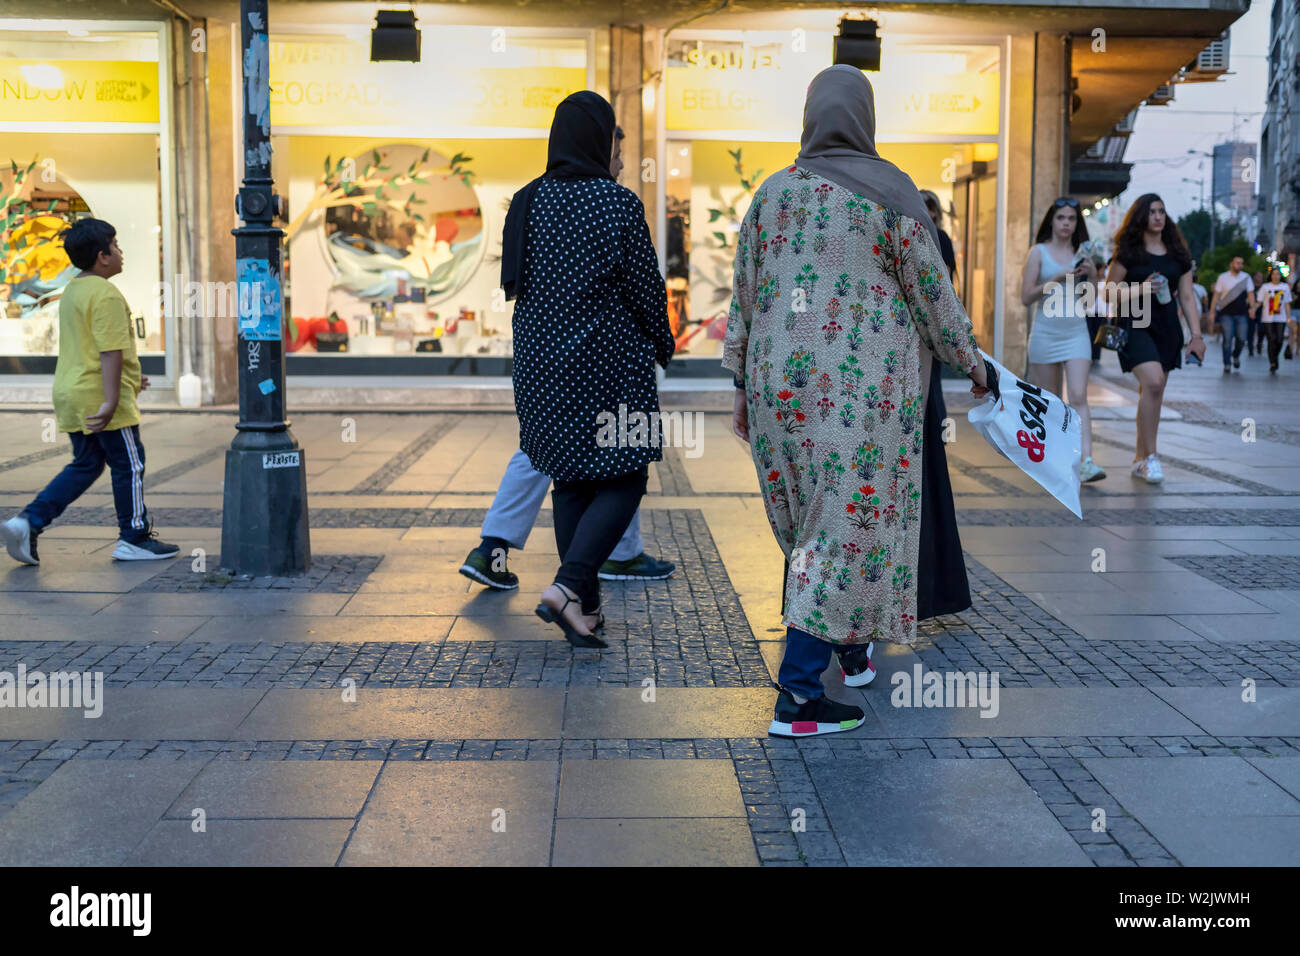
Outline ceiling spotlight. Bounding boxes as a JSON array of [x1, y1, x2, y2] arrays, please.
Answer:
[[371, 10, 421, 62], [833, 18, 881, 72]]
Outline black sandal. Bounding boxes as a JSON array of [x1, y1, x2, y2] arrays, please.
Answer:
[[536, 585, 607, 649]]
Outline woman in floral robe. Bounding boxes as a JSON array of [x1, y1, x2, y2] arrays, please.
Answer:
[[725, 66, 990, 737]]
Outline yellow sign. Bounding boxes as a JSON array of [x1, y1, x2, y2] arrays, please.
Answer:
[[268, 36, 586, 128], [0, 60, 159, 124], [667, 36, 999, 138], [874, 73, 1000, 136]]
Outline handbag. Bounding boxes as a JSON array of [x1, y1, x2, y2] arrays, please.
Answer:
[[1093, 322, 1128, 351]]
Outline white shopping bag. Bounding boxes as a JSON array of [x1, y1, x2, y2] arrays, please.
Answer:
[[967, 350, 1083, 518]]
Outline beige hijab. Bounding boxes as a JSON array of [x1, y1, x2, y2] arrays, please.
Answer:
[[796, 65, 941, 250]]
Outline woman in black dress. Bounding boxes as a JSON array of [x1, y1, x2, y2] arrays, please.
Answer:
[[1102, 194, 1206, 484], [501, 91, 674, 648]]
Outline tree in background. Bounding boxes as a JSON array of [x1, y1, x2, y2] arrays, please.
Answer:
[[1177, 208, 1243, 266], [1196, 237, 1268, 289]]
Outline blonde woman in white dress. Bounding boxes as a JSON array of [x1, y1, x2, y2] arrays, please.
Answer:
[[1022, 197, 1105, 482]]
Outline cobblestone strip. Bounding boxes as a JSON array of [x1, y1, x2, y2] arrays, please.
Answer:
[[913, 557, 1300, 687], [0, 444, 67, 474], [350, 416, 464, 494], [6, 736, 1297, 864], [138, 447, 227, 489], [1167, 554, 1300, 590], [5, 555, 1297, 688], [1089, 434, 1285, 496], [131, 554, 382, 593], [956, 506, 1300, 526], [0, 511, 771, 688], [948, 460, 1027, 497], [654, 448, 694, 496], [49, 502, 1300, 530]]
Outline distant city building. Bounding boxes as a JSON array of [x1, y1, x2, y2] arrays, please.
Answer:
[[1259, 0, 1300, 259], [1212, 141, 1256, 220]]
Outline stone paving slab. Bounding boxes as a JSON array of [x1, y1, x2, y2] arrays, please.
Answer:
[[1151, 688, 1300, 736], [1245, 758, 1300, 801], [0, 592, 122, 615], [551, 818, 757, 866], [1171, 613, 1300, 644], [164, 761, 381, 819], [0, 760, 203, 865], [557, 759, 746, 818], [560, 688, 828, 739], [0, 688, 266, 740], [1063, 614, 1208, 643], [807, 756, 1091, 866], [446, 615, 563, 642], [1084, 756, 1300, 866], [1024, 587, 1271, 618], [862, 688, 1204, 738], [237, 688, 566, 740], [341, 761, 556, 866], [96, 592, 353, 617], [126, 818, 354, 866], [0, 614, 209, 643]]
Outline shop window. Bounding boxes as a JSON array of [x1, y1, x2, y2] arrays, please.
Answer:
[[0, 163, 92, 354], [283, 143, 485, 355], [0, 26, 166, 361]]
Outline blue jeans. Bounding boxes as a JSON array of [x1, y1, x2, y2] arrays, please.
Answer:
[[23, 425, 150, 542], [1221, 313, 1249, 366], [481, 448, 641, 560], [777, 625, 836, 700]]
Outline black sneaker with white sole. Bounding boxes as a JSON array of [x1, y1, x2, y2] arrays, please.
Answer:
[[1, 514, 39, 565], [112, 530, 180, 561], [837, 641, 876, 687], [598, 553, 675, 581], [458, 546, 519, 589], [768, 685, 866, 738]]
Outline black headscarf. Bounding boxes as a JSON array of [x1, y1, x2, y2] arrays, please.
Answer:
[[500, 90, 617, 301]]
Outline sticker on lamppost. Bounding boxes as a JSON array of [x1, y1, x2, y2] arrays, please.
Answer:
[[263, 451, 301, 469], [236, 257, 281, 341]]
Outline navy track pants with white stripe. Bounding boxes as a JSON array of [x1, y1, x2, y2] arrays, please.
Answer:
[[23, 424, 150, 543]]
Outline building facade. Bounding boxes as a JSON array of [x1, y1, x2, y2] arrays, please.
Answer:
[[1260, 0, 1300, 262], [0, 0, 1252, 405], [1213, 140, 1258, 221]]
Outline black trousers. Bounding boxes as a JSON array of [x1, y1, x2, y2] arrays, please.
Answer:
[[552, 468, 648, 613], [1265, 322, 1286, 367]]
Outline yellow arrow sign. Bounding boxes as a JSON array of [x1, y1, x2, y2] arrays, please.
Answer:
[[0, 60, 159, 123]]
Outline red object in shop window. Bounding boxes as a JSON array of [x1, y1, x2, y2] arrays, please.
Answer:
[[434, 218, 459, 244], [285, 314, 350, 351], [285, 315, 315, 352]]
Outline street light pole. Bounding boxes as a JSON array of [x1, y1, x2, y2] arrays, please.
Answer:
[[220, 0, 312, 577]]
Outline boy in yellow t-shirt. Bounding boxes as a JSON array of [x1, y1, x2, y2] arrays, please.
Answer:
[[1, 219, 178, 565]]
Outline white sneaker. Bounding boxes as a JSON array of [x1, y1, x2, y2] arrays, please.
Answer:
[[1130, 459, 1148, 480], [1, 515, 39, 565], [1079, 457, 1107, 483], [1141, 454, 1164, 484]]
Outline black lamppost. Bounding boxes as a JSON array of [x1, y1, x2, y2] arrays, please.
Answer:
[[220, 0, 311, 576]]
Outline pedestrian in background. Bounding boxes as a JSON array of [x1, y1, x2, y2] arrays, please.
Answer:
[[725, 66, 990, 738], [2, 219, 179, 566], [1021, 197, 1104, 482], [1259, 267, 1292, 374], [1102, 194, 1206, 484], [1248, 270, 1266, 357], [501, 91, 674, 649], [1208, 255, 1256, 374], [460, 126, 674, 595]]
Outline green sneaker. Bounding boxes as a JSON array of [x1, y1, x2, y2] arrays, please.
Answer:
[[459, 547, 518, 590], [598, 552, 675, 581]]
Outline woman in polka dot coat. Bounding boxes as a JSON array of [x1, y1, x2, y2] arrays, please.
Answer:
[[502, 91, 674, 647]]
